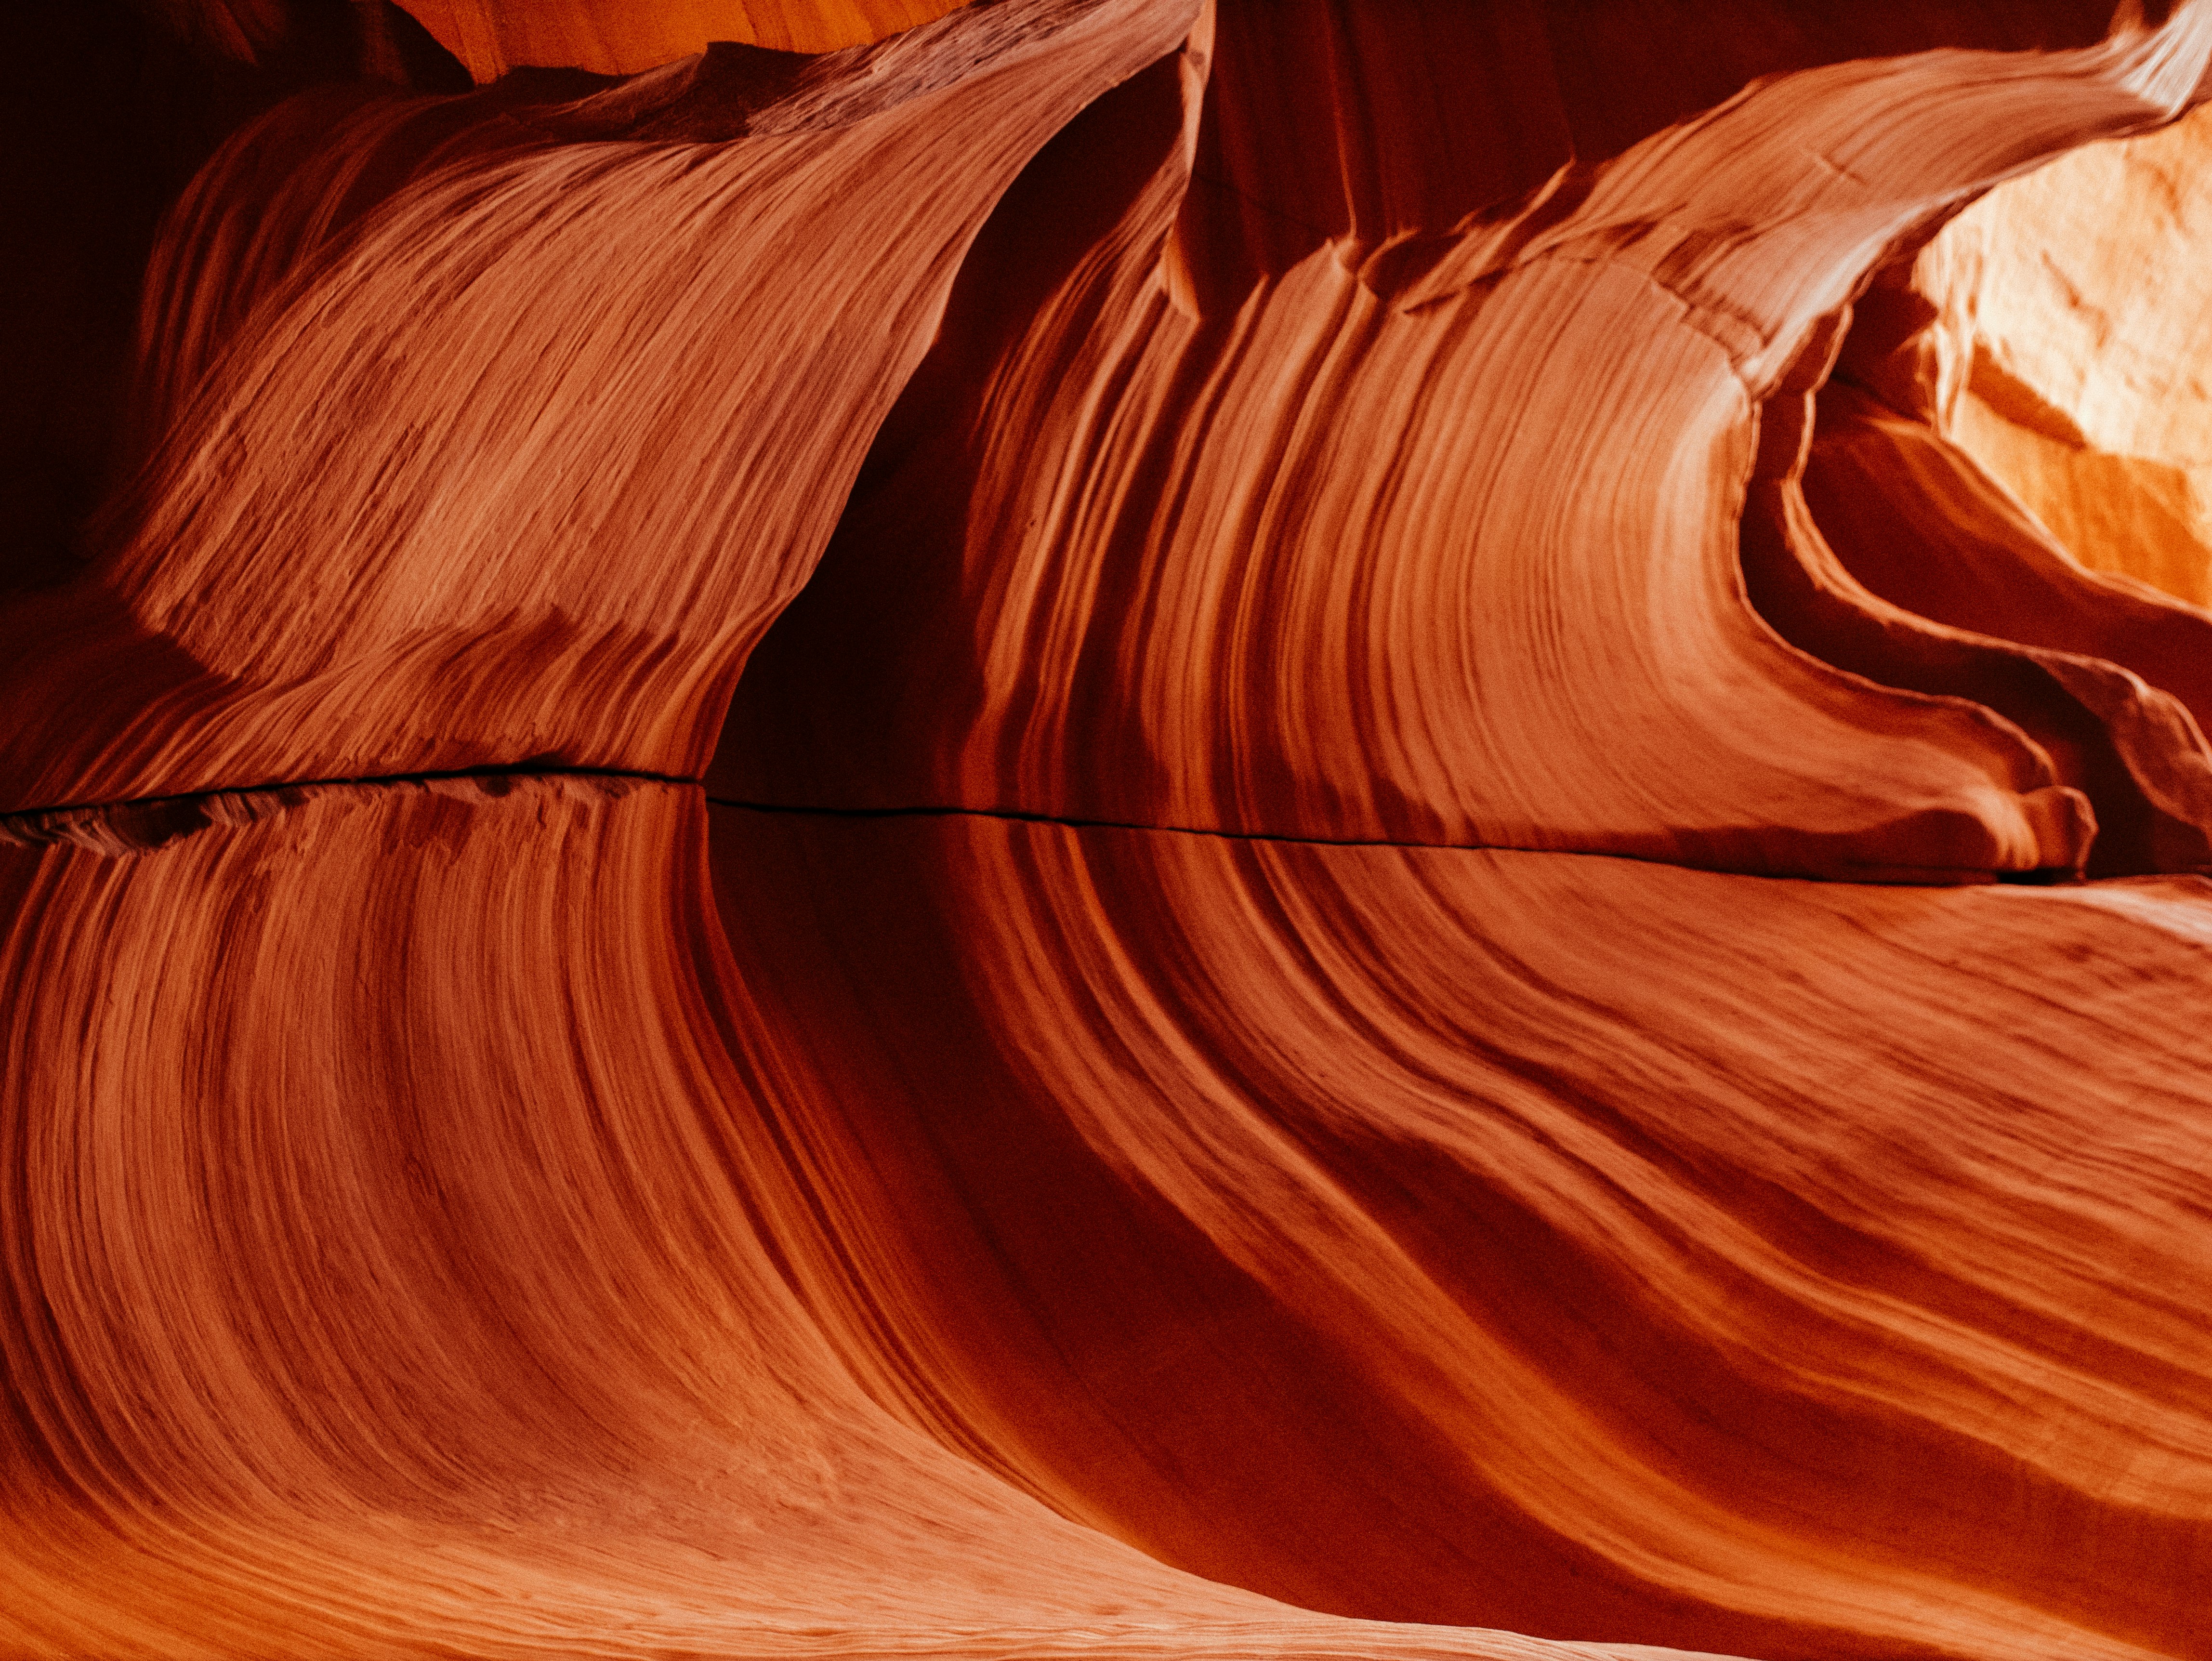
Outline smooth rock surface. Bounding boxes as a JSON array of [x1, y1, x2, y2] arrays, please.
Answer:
[[7, 2, 2212, 1658]]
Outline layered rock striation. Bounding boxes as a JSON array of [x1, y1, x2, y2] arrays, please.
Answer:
[[6, 3, 2212, 1659]]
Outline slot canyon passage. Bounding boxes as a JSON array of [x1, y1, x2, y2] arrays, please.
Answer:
[[13, 0, 2212, 1656]]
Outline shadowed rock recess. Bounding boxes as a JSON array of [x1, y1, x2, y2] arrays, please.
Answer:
[[8, 2, 2212, 1657]]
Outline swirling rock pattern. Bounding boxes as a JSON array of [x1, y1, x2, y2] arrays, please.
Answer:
[[5, 2, 2212, 1658]]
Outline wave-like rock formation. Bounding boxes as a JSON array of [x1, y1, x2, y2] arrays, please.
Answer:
[[7, 2, 2212, 1658]]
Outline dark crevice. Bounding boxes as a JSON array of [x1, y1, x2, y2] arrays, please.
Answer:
[[706, 796, 2072, 887], [0, 766, 2088, 887], [6, 761, 694, 825], [714, 791, 1502, 849], [0, 762, 692, 854]]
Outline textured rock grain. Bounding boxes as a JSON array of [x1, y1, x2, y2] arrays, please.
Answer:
[[7, 1, 2212, 1658]]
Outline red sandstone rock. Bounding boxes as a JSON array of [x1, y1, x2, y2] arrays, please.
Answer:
[[0, 0, 1194, 816], [6, 3, 2212, 1659], [703, 802, 2212, 1660], [712, 4, 2212, 880], [1902, 102, 2212, 607], [394, 0, 972, 79]]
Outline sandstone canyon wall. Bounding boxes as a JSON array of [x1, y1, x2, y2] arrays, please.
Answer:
[[6, 3, 2212, 1659]]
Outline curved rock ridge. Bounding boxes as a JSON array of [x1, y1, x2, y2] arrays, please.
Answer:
[[1743, 331, 2212, 880], [1732, 92, 2212, 879], [0, 778, 1683, 1661], [703, 801, 2212, 1660], [0, 0, 1198, 818], [12, 787, 2212, 1661], [8, 1, 2212, 1659], [712, 1, 2212, 882]]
